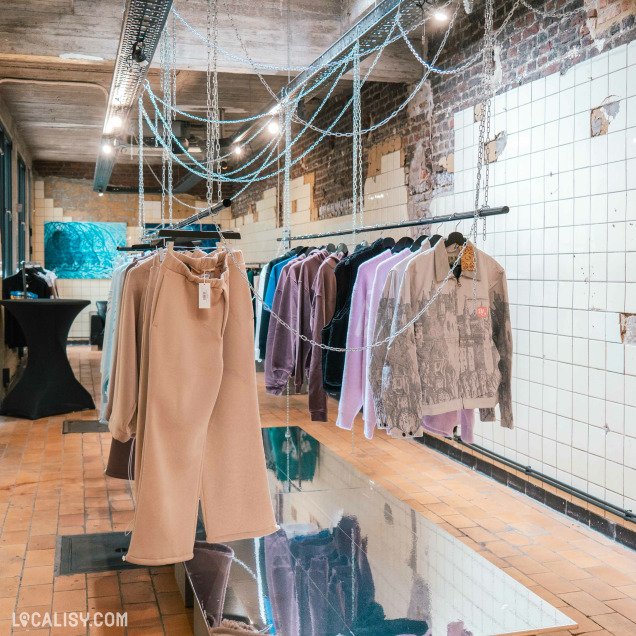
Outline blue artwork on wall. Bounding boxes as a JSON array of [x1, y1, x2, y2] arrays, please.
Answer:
[[44, 221, 127, 279]]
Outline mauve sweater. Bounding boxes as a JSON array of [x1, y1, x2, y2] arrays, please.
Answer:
[[308, 252, 343, 421], [265, 254, 306, 395], [294, 249, 329, 393]]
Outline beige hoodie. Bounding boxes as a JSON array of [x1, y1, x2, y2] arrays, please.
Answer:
[[373, 240, 513, 438]]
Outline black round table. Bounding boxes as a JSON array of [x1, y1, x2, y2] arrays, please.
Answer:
[[0, 299, 95, 419]]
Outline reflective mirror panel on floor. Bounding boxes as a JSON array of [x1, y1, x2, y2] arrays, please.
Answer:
[[218, 427, 575, 636]]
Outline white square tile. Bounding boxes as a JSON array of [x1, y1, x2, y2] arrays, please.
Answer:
[[608, 130, 627, 163], [609, 45, 627, 73], [591, 76, 610, 107]]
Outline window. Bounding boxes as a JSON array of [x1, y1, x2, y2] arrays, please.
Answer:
[[0, 124, 13, 277], [17, 156, 28, 265]]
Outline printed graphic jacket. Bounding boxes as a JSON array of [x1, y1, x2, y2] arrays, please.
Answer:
[[369, 240, 513, 438]]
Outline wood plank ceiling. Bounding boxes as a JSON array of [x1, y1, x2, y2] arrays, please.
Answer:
[[0, 0, 423, 164]]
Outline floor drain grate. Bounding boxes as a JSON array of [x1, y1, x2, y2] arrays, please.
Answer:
[[56, 532, 140, 575], [56, 520, 207, 575], [62, 420, 109, 434]]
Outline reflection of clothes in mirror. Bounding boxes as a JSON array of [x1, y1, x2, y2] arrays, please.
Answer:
[[266, 428, 318, 482], [263, 516, 375, 636], [447, 620, 473, 636]]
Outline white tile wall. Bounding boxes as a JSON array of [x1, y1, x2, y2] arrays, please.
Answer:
[[432, 41, 636, 508]]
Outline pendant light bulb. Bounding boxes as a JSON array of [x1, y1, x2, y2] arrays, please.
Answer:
[[268, 121, 280, 135], [101, 142, 113, 155], [434, 10, 449, 21], [233, 146, 243, 156]]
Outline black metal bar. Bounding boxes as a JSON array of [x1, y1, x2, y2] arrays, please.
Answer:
[[278, 206, 509, 242], [448, 435, 636, 523], [143, 200, 231, 240], [157, 229, 241, 240]]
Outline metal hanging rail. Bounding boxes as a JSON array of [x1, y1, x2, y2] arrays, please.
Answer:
[[142, 199, 231, 240], [157, 228, 241, 240], [94, 0, 175, 193], [276, 206, 509, 242]]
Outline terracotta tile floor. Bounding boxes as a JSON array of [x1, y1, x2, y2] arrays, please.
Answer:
[[0, 345, 635, 635]]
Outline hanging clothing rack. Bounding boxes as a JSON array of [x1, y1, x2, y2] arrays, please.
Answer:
[[143, 200, 231, 240], [277, 206, 509, 242], [156, 229, 241, 240]]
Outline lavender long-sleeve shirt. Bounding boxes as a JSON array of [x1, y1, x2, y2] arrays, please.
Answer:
[[336, 249, 393, 433], [363, 249, 413, 437]]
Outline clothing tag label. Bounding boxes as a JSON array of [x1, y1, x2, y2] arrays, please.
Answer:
[[199, 283, 211, 309], [477, 306, 488, 318]]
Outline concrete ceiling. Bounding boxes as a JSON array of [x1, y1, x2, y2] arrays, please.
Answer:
[[0, 0, 424, 165]]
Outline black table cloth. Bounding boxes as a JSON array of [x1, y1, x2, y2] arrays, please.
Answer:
[[0, 299, 95, 419]]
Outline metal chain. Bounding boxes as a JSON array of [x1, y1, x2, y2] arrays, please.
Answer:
[[293, 2, 460, 139], [138, 96, 145, 241], [169, 11, 177, 224], [519, 0, 585, 19], [217, 229, 469, 353], [170, 4, 446, 73], [160, 28, 168, 224], [206, 0, 214, 208], [356, 42, 364, 230], [282, 97, 292, 250], [469, 0, 495, 311], [352, 41, 361, 240], [212, 0, 222, 203]]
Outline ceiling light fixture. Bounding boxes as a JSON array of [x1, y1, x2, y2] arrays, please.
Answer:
[[233, 146, 243, 156], [98, 187, 104, 196], [101, 142, 113, 155], [268, 121, 280, 135], [105, 115, 123, 133], [434, 10, 449, 21]]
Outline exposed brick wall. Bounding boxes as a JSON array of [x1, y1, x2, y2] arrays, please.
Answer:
[[38, 177, 203, 226], [32, 160, 224, 199], [230, 0, 635, 221]]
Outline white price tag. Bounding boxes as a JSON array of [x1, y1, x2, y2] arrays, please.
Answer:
[[199, 282, 211, 309]]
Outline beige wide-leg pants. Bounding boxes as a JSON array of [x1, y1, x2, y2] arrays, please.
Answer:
[[126, 249, 277, 565]]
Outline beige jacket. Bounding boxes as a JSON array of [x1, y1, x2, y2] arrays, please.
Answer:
[[372, 240, 513, 437]]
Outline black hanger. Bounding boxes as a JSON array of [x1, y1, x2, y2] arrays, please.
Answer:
[[429, 234, 443, 247], [445, 231, 465, 247], [391, 236, 414, 253], [381, 237, 395, 250], [410, 235, 428, 251]]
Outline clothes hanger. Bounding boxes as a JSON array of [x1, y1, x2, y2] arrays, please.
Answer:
[[391, 236, 414, 253], [410, 235, 428, 251], [445, 231, 465, 247], [326, 243, 336, 253], [336, 242, 348, 256], [428, 234, 443, 247], [381, 237, 395, 250]]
